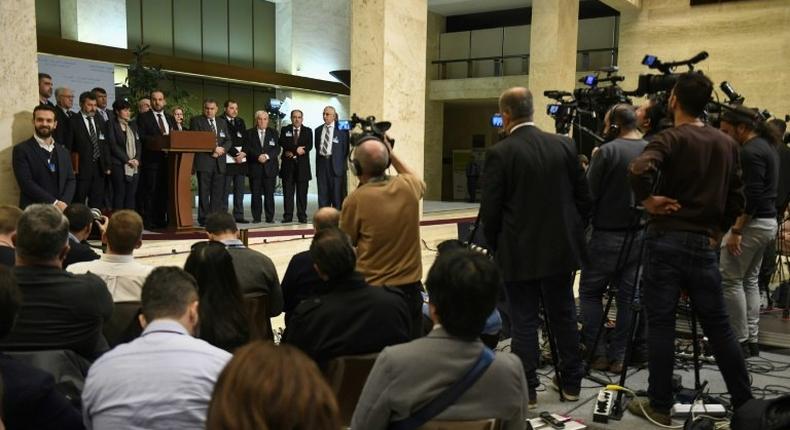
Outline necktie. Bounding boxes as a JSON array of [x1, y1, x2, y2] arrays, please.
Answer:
[[209, 118, 217, 134], [259, 129, 264, 143], [157, 113, 166, 134], [88, 116, 100, 161], [294, 128, 300, 157], [321, 126, 330, 156]]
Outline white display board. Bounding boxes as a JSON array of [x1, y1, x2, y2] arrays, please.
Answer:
[[37, 53, 116, 108]]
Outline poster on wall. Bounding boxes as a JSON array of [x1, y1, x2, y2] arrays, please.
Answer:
[[37, 53, 116, 108]]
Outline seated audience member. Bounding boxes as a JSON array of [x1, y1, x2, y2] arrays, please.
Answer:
[[82, 267, 232, 429], [207, 342, 341, 430], [0, 266, 84, 430], [351, 248, 529, 430], [184, 242, 250, 352], [204, 212, 283, 316], [67, 210, 153, 302], [281, 207, 338, 322], [282, 228, 411, 366], [0, 206, 22, 267], [63, 204, 103, 269], [0, 204, 112, 360]]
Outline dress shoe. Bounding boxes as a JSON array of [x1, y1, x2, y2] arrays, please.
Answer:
[[608, 361, 624, 374], [528, 388, 537, 410], [252, 218, 261, 223], [235, 219, 250, 224], [590, 356, 609, 371], [627, 397, 671, 426], [265, 219, 274, 223], [298, 218, 308, 224], [281, 219, 292, 223], [550, 376, 580, 401]]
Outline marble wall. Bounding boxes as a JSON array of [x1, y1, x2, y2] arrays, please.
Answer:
[[61, 0, 127, 49], [616, 0, 790, 117], [0, 0, 38, 206]]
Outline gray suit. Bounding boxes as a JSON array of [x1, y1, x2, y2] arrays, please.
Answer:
[[190, 115, 232, 224], [351, 327, 528, 430]]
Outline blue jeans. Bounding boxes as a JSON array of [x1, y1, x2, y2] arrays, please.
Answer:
[[505, 272, 583, 391], [642, 230, 752, 412], [579, 229, 646, 362]]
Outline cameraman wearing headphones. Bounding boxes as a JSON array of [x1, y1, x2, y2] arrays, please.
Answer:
[[579, 104, 647, 374], [340, 133, 426, 338]]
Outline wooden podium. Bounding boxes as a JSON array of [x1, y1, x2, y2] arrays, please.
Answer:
[[145, 131, 216, 231]]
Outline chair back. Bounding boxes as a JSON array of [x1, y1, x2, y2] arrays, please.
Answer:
[[103, 301, 143, 347], [324, 353, 379, 426], [418, 419, 501, 430], [5, 349, 91, 407], [244, 293, 273, 340]]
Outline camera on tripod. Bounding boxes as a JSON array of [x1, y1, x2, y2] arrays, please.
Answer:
[[627, 51, 709, 97]]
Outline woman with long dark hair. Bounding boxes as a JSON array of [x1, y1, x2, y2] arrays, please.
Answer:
[[184, 241, 249, 352], [108, 99, 142, 210]]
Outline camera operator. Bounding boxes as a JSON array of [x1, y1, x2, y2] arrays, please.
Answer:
[[481, 87, 592, 407], [718, 107, 779, 357], [579, 104, 647, 374], [635, 94, 670, 141], [340, 134, 426, 338], [627, 72, 752, 425]]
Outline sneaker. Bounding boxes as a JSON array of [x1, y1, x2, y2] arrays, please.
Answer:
[[528, 388, 538, 410], [590, 356, 609, 371], [608, 361, 624, 374], [749, 342, 760, 357], [627, 397, 672, 426], [550, 376, 580, 401]]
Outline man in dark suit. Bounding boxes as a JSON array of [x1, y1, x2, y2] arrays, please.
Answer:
[[481, 87, 592, 406], [221, 100, 249, 223], [38, 73, 55, 107], [0, 204, 112, 360], [68, 91, 111, 208], [191, 99, 233, 226], [245, 111, 280, 223], [315, 106, 349, 209], [63, 204, 103, 269], [136, 89, 176, 228], [53, 86, 75, 147], [279, 109, 313, 223], [12, 105, 75, 210], [92, 87, 115, 124], [282, 227, 411, 367]]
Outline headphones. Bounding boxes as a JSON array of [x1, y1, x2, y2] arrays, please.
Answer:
[[603, 103, 634, 142], [349, 135, 392, 177]]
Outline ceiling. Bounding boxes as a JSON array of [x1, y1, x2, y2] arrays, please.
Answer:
[[427, 0, 532, 16]]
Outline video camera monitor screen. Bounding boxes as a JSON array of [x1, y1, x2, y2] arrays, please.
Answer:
[[491, 113, 503, 128]]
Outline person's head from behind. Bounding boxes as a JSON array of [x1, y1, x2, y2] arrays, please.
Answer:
[[604, 103, 638, 140], [767, 118, 787, 144], [310, 228, 356, 282], [63, 203, 93, 240], [0, 206, 23, 245], [205, 212, 238, 242], [636, 95, 669, 135], [105, 210, 143, 256], [140, 267, 199, 334], [498, 87, 534, 133], [425, 248, 501, 340], [13, 204, 70, 268], [137, 97, 151, 114], [721, 107, 781, 146], [0, 267, 21, 340], [207, 342, 341, 430], [312, 207, 340, 232], [184, 241, 247, 346], [669, 72, 712, 120], [352, 136, 389, 183]]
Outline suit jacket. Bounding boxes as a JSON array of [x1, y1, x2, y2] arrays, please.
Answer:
[[137, 109, 176, 170], [480, 125, 592, 282], [350, 327, 529, 430], [54, 106, 74, 148], [279, 124, 313, 181], [107, 118, 142, 167], [0, 266, 113, 360], [281, 272, 410, 366], [226, 244, 284, 316], [67, 112, 111, 176], [12, 137, 76, 207], [281, 250, 328, 323], [0, 353, 84, 430], [223, 114, 248, 175], [314, 123, 349, 176], [190, 115, 233, 173], [244, 127, 280, 178], [63, 237, 100, 269]]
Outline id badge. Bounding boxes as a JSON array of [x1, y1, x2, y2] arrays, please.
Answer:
[[285, 131, 293, 137], [219, 131, 226, 138], [269, 139, 276, 146], [237, 131, 243, 138], [47, 160, 56, 173], [333, 136, 339, 143]]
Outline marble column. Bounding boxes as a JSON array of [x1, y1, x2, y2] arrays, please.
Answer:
[[350, 0, 427, 188], [0, 0, 38, 206], [528, 0, 579, 131]]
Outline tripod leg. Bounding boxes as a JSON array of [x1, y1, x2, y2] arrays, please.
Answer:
[[539, 286, 566, 402]]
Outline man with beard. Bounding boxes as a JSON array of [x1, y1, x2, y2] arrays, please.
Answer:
[[12, 105, 76, 209]]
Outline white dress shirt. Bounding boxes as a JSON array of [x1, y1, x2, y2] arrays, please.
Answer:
[[82, 319, 232, 430], [153, 110, 170, 135], [34, 134, 55, 153], [67, 254, 155, 302]]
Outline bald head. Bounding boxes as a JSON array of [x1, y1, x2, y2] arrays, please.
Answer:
[[499, 87, 534, 125], [355, 138, 389, 178], [313, 207, 340, 231]]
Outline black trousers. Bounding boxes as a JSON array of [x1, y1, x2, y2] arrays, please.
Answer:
[[282, 177, 308, 222], [75, 162, 106, 209], [249, 175, 276, 222], [224, 174, 246, 220], [138, 163, 168, 227], [110, 164, 139, 210], [197, 170, 225, 224], [316, 157, 345, 209]]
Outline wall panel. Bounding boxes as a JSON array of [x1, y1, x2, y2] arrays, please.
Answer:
[[253, 0, 276, 70], [173, 0, 202, 60], [35, 0, 61, 37], [202, 0, 229, 64], [141, 0, 173, 55], [228, 0, 254, 68]]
